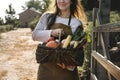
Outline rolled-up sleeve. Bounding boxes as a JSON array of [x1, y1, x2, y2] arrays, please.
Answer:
[[32, 13, 52, 42]]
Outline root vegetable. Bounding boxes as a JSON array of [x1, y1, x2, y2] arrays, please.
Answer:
[[46, 41, 58, 48], [47, 37, 55, 42], [62, 35, 72, 48], [73, 41, 79, 48]]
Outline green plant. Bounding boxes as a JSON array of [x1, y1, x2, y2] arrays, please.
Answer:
[[110, 11, 120, 22], [86, 11, 92, 21], [0, 25, 14, 32]]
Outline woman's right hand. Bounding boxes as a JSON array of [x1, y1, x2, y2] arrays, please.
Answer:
[[51, 29, 64, 37]]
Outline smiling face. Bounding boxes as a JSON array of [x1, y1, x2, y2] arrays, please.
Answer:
[[56, 0, 71, 12]]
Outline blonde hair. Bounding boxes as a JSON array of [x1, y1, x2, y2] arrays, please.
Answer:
[[74, 1, 87, 25], [47, 0, 87, 26]]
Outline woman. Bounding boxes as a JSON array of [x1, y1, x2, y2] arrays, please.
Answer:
[[32, 0, 87, 80]]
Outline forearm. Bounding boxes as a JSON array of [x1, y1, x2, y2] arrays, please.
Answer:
[[32, 30, 52, 42]]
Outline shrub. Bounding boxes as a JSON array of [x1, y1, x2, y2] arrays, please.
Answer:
[[29, 16, 40, 31], [110, 11, 120, 22], [0, 25, 14, 32]]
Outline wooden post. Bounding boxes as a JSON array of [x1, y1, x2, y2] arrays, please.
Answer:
[[96, 0, 111, 80], [90, 8, 98, 80], [99, 0, 110, 47]]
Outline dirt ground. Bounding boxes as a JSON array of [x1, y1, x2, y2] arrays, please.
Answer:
[[0, 28, 39, 80]]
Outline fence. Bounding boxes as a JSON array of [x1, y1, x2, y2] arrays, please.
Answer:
[[90, 8, 120, 80]]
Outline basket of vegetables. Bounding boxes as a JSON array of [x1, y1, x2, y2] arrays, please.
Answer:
[[35, 26, 89, 66]]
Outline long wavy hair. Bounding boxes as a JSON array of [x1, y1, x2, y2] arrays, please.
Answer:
[[46, 0, 87, 29]]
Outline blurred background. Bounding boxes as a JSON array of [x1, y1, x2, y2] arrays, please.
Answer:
[[0, 0, 120, 80]]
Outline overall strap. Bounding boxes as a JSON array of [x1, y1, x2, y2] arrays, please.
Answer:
[[68, 14, 71, 26]]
